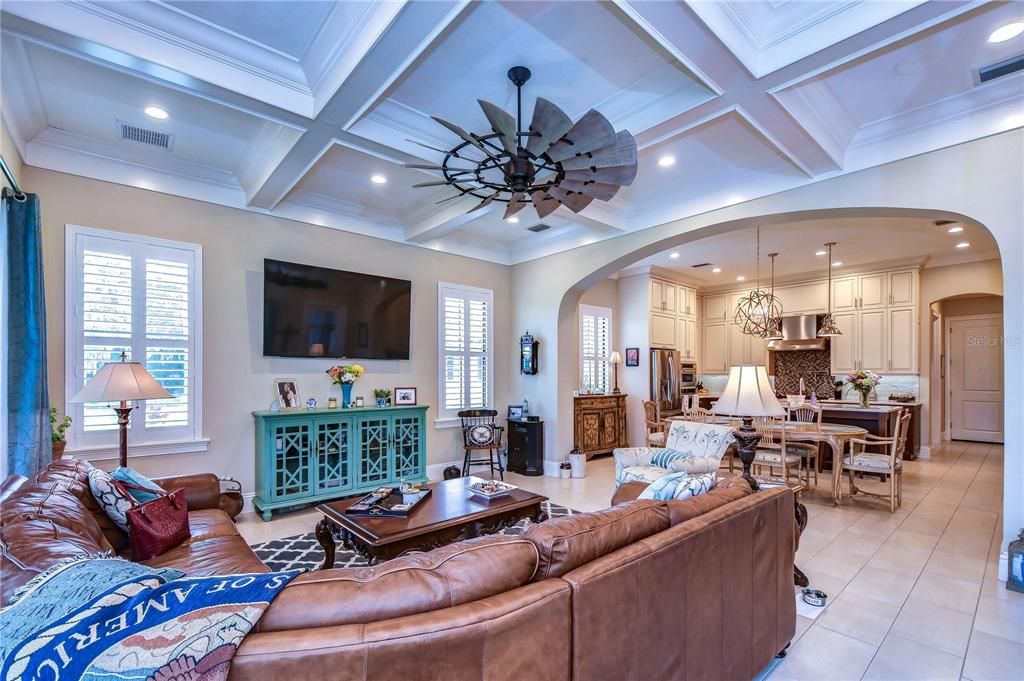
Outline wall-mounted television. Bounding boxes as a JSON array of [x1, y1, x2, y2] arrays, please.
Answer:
[[263, 259, 411, 360]]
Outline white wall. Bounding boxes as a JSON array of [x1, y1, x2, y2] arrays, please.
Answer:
[[616, 274, 651, 446], [509, 129, 1022, 563], [32, 168, 513, 491]]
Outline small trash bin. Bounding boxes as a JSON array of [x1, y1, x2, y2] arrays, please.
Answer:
[[569, 451, 586, 478]]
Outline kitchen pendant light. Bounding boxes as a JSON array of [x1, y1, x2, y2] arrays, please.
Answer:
[[734, 226, 783, 337], [818, 241, 843, 337], [763, 252, 784, 340]]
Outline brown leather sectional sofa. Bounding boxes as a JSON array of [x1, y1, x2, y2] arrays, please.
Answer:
[[1, 460, 796, 681]]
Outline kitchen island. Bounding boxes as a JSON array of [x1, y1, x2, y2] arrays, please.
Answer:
[[820, 400, 921, 459]]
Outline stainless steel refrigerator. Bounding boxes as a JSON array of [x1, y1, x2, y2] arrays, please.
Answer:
[[650, 348, 681, 413]]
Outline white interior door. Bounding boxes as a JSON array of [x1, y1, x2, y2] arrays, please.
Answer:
[[948, 315, 1003, 443]]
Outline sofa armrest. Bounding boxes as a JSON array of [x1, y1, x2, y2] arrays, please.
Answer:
[[152, 473, 222, 512], [613, 447, 658, 485], [611, 481, 648, 505]]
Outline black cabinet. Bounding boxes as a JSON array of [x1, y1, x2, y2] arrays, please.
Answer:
[[507, 419, 544, 476]]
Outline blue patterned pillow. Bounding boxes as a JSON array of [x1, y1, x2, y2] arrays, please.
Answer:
[[638, 471, 717, 502], [110, 466, 162, 503], [649, 448, 692, 470], [87, 468, 135, 532]]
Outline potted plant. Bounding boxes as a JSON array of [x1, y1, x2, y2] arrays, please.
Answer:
[[50, 407, 72, 462], [559, 459, 572, 479], [326, 364, 365, 408], [373, 388, 392, 408]]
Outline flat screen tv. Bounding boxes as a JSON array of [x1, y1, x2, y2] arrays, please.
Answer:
[[263, 259, 411, 360]]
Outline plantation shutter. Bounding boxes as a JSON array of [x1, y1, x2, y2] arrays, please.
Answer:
[[439, 283, 493, 418], [580, 305, 612, 393]]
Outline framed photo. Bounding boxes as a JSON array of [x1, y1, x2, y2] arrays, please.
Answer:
[[507, 404, 524, 420], [274, 378, 301, 409], [625, 348, 640, 367], [394, 387, 417, 406]]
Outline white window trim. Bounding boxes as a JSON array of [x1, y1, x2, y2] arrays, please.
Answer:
[[64, 225, 205, 457], [579, 304, 613, 394], [436, 281, 494, 424]]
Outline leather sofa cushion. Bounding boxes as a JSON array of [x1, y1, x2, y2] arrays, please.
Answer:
[[256, 535, 540, 632], [33, 459, 129, 551], [186, 509, 247, 541], [521, 500, 670, 581], [0, 481, 112, 551], [142, 534, 270, 576], [0, 518, 109, 605], [667, 486, 750, 526]]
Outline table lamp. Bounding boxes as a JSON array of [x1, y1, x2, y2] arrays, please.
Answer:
[[609, 351, 622, 394], [709, 365, 784, 491], [70, 353, 172, 468]]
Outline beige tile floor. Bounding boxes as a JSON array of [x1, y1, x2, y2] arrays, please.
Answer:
[[236, 443, 1020, 681]]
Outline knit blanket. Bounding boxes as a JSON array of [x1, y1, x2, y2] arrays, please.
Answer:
[[0, 555, 297, 681]]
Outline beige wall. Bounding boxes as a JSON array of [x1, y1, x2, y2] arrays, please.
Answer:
[[1, 118, 23, 189], [30, 167, 512, 492]]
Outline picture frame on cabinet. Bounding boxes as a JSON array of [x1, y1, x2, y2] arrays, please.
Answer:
[[394, 387, 418, 406], [507, 404, 524, 420], [274, 378, 300, 409], [625, 348, 640, 367]]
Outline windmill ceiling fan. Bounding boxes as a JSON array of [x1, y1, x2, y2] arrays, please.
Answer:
[[404, 66, 638, 219]]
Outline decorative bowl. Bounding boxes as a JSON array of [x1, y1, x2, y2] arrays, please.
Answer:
[[468, 480, 518, 500]]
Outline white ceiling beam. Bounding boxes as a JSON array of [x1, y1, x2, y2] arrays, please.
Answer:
[[405, 197, 496, 243]]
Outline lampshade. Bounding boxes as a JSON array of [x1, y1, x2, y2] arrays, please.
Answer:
[[609, 350, 623, 365], [709, 365, 784, 418], [70, 359, 172, 403]]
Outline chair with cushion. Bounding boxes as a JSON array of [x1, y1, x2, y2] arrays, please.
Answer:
[[785, 404, 822, 486], [458, 409, 504, 480], [614, 420, 735, 488], [642, 400, 667, 447], [840, 409, 912, 512], [752, 417, 806, 485]]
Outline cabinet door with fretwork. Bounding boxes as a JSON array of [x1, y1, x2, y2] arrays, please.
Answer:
[[313, 417, 353, 495], [391, 413, 425, 481], [269, 421, 313, 502], [356, 415, 392, 487]]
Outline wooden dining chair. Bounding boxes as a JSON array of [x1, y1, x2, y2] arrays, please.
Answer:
[[642, 400, 667, 447], [786, 403, 823, 486], [752, 416, 804, 485], [839, 409, 912, 512], [458, 409, 504, 480]]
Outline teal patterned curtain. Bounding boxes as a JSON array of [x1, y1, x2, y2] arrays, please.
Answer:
[[4, 189, 50, 478]]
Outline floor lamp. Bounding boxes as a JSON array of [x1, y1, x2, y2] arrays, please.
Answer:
[[709, 365, 785, 492], [70, 353, 172, 469], [609, 351, 622, 394]]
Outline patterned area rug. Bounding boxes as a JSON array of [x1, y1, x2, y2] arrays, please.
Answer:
[[251, 500, 576, 572]]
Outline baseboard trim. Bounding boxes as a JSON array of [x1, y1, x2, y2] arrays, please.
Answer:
[[917, 446, 931, 459], [242, 491, 255, 514], [543, 460, 561, 477], [426, 459, 464, 480], [999, 550, 1009, 582]]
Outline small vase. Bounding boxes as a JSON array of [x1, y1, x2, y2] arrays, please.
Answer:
[[51, 440, 67, 462], [858, 392, 870, 408], [341, 383, 353, 408], [376, 397, 388, 407]]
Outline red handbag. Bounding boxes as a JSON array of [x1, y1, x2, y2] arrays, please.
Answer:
[[113, 480, 191, 561]]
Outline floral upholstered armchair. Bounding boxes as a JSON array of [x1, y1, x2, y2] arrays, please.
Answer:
[[614, 420, 736, 488]]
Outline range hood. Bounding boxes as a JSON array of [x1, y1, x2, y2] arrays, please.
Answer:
[[767, 315, 828, 351]]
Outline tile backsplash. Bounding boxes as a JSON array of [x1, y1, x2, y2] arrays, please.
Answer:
[[774, 350, 834, 398]]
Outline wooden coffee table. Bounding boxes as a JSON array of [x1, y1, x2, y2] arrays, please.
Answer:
[[314, 476, 549, 567]]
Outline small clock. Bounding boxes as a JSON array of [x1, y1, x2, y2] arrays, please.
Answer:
[[520, 332, 539, 375]]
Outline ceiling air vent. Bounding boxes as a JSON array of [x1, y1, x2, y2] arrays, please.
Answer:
[[978, 53, 1024, 84], [118, 120, 174, 150], [527, 223, 551, 233]]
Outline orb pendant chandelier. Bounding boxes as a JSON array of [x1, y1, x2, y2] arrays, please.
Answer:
[[763, 252, 784, 340], [734, 226, 784, 337], [403, 66, 638, 218]]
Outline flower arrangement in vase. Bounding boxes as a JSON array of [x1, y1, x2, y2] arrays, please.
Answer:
[[326, 364, 364, 408], [372, 388, 392, 408], [845, 369, 881, 408]]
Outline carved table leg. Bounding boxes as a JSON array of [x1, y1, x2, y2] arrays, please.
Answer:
[[315, 517, 337, 571], [793, 495, 809, 588]]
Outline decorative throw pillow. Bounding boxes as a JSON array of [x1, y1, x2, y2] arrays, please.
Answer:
[[467, 424, 496, 446], [87, 468, 135, 533], [638, 471, 717, 502], [110, 467, 162, 503]]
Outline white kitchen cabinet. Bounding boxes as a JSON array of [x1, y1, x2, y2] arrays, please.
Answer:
[[703, 293, 728, 322], [679, 286, 697, 318], [858, 273, 887, 309], [702, 323, 728, 374], [776, 280, 827, 314], [678, 317, 698, 360], [887, 307, 917, 373], [650, 312, 676, 348], [649, 279, 677, 314], [832, 277, 858, 312], [829, 312, 857, 374], [728, 324, 747, 368], [888, 270, 916, 306], [858, 310, 887, 372]]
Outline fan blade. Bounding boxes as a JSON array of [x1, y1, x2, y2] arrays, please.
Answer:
[[436, 193, 467, 204], [525, 98, 573, 157], [559, 131, 637, 171], [565, 164, 637, 186], [469, 193, 497, 212], [431, 116, 485, 150], [504, 193, 529, 219], [545, 109, 616, 162], [404, 163, 470, 172], [558, 179, 621, 201], [412, 180, 454, 188], [478, 100, 518, 154], [531, 190, 560, 219], [548, 187, 593, 213], [405, 138, 452, 156]]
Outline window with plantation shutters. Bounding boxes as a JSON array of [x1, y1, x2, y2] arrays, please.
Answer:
[[66, 226, 204, 455], [438, 283, 493, 419], [580, 304, 612, 394]]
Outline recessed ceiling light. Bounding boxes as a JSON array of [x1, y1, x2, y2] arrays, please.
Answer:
[[370, 174, 387, 184], [712, 267, 722, 273], [736, 275, 746, 282], [947, 225, 964, 233], [144, 106, 169, 120], [988, 22, 1024, 43], [658, 156, 676, 167], [506, 216, 519, 224], [1005, 113, 1024, 129], [956, 241, 971, 249], [815, 250, 827, 256], [832, 261, 843, 267], [669, 252, 680, 259]]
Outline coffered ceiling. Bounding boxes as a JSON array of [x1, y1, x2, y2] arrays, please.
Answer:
[[2, 1, 1021, 264]]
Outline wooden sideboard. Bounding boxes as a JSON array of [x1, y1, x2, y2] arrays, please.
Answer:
[[573, 394, 628, 459], [252, 405, 428, 520]]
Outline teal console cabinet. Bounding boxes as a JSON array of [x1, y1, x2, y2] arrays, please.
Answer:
[[253, 406, 428, 521]]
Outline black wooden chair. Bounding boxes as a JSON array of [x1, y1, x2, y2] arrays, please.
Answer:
[[458, 409, 505, 480]]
